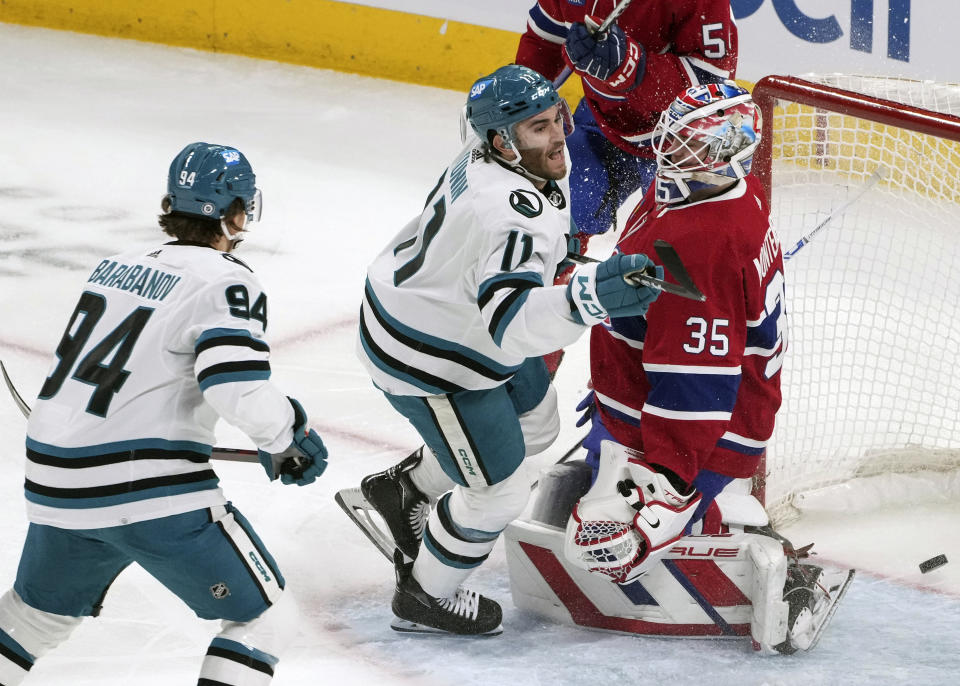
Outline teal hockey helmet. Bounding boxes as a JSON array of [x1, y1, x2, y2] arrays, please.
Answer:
[[465, 65, 567, 146], [164, 142, 261, 223]]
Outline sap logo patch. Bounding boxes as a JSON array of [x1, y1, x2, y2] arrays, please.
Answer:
[[221, 150, 241, 165], [509, 189, 543, 218], [470, 79, 493, 99]]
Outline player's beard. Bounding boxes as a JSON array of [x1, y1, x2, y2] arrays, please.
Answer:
[[519, 142, 567, 181]]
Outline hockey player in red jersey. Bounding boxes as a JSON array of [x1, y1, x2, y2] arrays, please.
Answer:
[[582, 80, 781, 568], [503, 83, 853, 654], [517, 0, 738, 376], [516, 0, 738, 239]]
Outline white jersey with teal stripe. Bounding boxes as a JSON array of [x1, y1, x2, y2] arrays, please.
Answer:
[[358, 141, 587, 397], [25, 242, 295, 529]]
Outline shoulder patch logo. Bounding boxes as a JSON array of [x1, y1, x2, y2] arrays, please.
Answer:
[[510, 189, 543, 218]]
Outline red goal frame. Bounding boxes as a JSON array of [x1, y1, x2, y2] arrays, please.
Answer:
[[751, 74, 960, 206]]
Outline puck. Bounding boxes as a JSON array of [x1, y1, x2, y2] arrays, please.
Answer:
[[919, 554, 948, 574]]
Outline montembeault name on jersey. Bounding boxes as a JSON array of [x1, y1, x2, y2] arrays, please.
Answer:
[[752, 225, 780, 279], [87, 260, 182, 301]]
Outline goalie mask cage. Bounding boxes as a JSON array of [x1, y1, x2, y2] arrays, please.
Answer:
[[752, 74, 960, 527]]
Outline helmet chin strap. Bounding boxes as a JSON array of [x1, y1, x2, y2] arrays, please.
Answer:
[[492, 140, 549, 186], [220, 218, 248, 251]]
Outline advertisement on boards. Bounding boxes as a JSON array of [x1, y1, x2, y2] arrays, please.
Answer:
[[733, 0, 956, 82], [345, 0, 956, 84]]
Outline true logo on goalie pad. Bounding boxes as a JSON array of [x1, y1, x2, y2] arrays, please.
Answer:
[[669, 545, 741, 558]]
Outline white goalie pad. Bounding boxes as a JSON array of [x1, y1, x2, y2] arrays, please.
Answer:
[[509, 519, 779, 642], [507, 520, 852, 651], [505, 452, 853, 652]]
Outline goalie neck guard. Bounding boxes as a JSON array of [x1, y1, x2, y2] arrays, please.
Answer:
[[653, 81, 761, 205]]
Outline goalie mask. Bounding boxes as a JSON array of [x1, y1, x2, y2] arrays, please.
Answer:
[[462, 65, 573, 181], [163, 142, 262, 244], [652, 81, 761, 204]]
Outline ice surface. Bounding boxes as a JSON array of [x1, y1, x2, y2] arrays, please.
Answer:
[[0, 23, 958, 685]]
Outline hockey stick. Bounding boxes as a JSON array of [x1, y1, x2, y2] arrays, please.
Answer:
[[1, 360, 31, 419], [0, 359, 260, 463], [553, 0, 634, 89], [784, 166, 888, 260], [567, 239, 707, 302]]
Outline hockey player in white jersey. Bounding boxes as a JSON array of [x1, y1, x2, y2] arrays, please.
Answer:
[[0, 142, 328, 685], [338, 65, 663, 635]]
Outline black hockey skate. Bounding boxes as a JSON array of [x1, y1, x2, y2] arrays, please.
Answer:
[[361, 448, 430, 561], [391, 553, 503, 636], [775, 562, 855, 654], [335, 448, 430, 562]]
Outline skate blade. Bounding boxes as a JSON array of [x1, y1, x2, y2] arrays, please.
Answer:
[[802, 568, 856, 652], [334, 487, 398, 562], [390, 618, 503, 637]]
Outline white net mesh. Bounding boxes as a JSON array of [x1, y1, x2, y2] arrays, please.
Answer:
[[760, 74, 960, 526]]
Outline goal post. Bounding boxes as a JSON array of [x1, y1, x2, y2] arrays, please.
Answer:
[[751, 74, 960, 526]]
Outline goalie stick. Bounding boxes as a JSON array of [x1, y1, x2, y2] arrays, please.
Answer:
[[336, 434, 588, 562], [1, 359, 259, 464], [553, 0, 634, 89], [785, 165, 888, 260], [567, 239, 707, 302]]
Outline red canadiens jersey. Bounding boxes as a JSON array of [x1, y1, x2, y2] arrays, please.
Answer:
[[516, 0, 738, 156], [589, 174, 784, 484]]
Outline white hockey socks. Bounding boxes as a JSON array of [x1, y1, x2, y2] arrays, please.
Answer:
[[0, 589, 82, 686], [198, 591, 298, 685]]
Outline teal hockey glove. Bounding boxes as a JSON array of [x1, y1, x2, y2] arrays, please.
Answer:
[[258, 397, 328, 486], [566, 253, 662, 325]]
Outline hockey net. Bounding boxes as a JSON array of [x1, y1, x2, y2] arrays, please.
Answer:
[[753, 74, 960, 526]]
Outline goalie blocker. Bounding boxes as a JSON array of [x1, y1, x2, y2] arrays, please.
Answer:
[[504, 441, 854, 654]]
